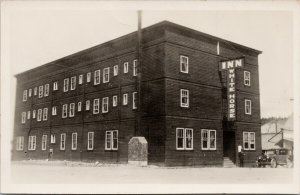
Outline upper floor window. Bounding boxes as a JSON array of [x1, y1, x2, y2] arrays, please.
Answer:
[[244, 71, 251, 86], [28, 136, 36, 150], [123, 93, 128, 105], [71, 76, 76, 90], [105, 130, 118, 150], [39, 86, 44, 98], [86, 100, 90, 111], [87, 72, 91, 83], [53, 82, 58, 91], [27, 111, 31, 119], [103, 68, 110, 83], [32, 110, 36, 119], [180, 89, 189, 108], [124, 62, 129, 73], [78, 102, 82, 112], [23, 90, 27, 102], [87, 132, 94, 150], [16, 136, 24, 151], [176, 128, 193, 150], [113, 95, 118, 107], [52, 106, 57, 116], [113, 65, 118, 76], [94, 70, 101, 85], [245, 99, 252, 115], [133, 59, 138, 76], [50, 134, 56, 144], [102, 97, 109, 113], [243, 132, 255, 150], [201, 129, 216, 150], [93, 99, 100, 114], [62, 104, 68, 118], [37, 109, 42, 122], [132, 92, 137, 109], [69, 103, 75, 117], [34, 87, 37, 96], [42, 135, 47, 150], [72, 133, 77, 150], [21, 112, 26, 124], [28, 89, 32, 97], [42, 108, 48, 121], [79, 74, 83, 85], [60, 133, 66, 150], [180, 55, 189, 73], [44, 84, 49, 97], [63, 78, 69, 92]]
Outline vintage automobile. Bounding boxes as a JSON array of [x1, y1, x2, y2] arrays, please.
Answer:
[[256, 148, 292, 168]]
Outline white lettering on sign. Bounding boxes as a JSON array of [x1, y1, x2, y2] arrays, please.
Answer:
[[219, 58, 245, 71]]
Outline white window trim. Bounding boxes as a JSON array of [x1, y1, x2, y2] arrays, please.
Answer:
[[63, 78, 69, 92], [28, 89, 32, 97], [38, 86, 44, 98], [42, 135, 47, 150], [102, 97, 109, 113], [60, 133, 66, 150], [34, 87, 37, 96], [52, 106, 57, 116], [86, 100, 90, 111], [243, 132, 256, 150], [53, 82, 58, 91], [113, 65, 118, 76], [94, 70, 101, 85], [37, 109, 42, 122], [244, 71, 251, 86], [42, 108, 48, 121], [124, 62, 129, 73], [16, 136, 24, 151], [201, 129, 217, 150], [27, 111, 31, 119], [245, 99, 252, 115], [21, 112, 26, 124], [113, 95, 118, 107], [123, 93, 128, 105], [133, 59, 137, 76], [87, 132, 94, 150], [23, 90, 27, 102], [103, 67, 110, 83], [93, 99, 100, 114], [180, 89, 189, 108], [71, 76, 76, 90], [132, 92, 137, 109], [105, 130, 118, 150], [79, 74, 83, 85], [180, 55, 189, 73], [71, 133, 77, 150], [87, 72, 91, 83], [69, 103, 75, 117], [62, 104, 68, 118], [32, 110, 36, 119], [50, 134, 56, 144], [176, 128, 193, 150], [28, 136, 36, 150], [44, 84, 49, 97], [78, 102, 82, 112]]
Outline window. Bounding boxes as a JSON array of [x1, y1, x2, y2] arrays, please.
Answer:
[[94, 70, 100, 85], [60, 133, 66, 150], [103, 67, 110, 83], [243, 132, 255, 150], [180, 89, 189, 107], [93, 99, 100, 114], [113, 65, 118, 76], [78, 102, 82, 112], [113, 95, 118, 107], [27, 111, 31, 119], [23, 90, 27, 102], [37, 109, 42, 122], [87, 72, 91, 83], [124, 62, 129, 73], [50, 134, 56, 144], [72, 133, 77, 150], [105, 130, 118, 150], [34, 87, 37, 96], [71, 76, 76, 90], [52, 106, 57, 116], [63, 78, 69, 92], [79, 74, 83, 85], [123, 93, 128, 105], [43, 108, 48, 121], [69, 103, 75, 117], [180, 55, 189, 73], [132, 92, 137, 109], [38, 86, 44, 98], [201, 129, 216, 150], [28, 89, 32, 97], [32, 110, 36, 119], [62, 104, 68, 118], [16, 136, 24, 151], [21, 112, 26, 124], [28, 136, 36, 150], [86, 100, 90, 111], [87, 132, 94, 150], [245, 99, 252, 115], [42, 135, 47, 150], [102, 97, 109, 113], [53, 82, 58, 91], [133, 59, 137, 76], [176, 128, 193, 150], [44, 84, 49, 96], [244, 71, 251, 86]]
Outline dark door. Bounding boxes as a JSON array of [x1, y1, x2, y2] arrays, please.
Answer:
[[223, 131, 236, 163]]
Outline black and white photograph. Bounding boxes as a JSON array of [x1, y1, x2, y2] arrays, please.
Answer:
[[1, 0, 299, 194]]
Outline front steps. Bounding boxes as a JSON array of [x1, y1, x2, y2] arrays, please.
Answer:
[[223, 157, 237, 168]]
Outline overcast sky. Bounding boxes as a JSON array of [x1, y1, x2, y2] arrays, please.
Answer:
[[2, 1, 296, 118]]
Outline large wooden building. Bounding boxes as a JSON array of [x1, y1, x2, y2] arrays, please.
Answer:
[[12, 21, 262, 166]]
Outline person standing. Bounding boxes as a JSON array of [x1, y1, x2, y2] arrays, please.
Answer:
[[238, 149, 245, 167]]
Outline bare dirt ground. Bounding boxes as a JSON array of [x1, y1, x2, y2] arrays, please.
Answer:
[[10, 160, 293, 184]]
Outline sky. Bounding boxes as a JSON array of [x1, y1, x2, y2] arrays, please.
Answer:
[[2, 2, 296, 119]]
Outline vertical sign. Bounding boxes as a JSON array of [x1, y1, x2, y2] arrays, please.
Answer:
[[219, 58, 244, 121]]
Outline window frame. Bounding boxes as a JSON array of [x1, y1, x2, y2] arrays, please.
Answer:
[[245, 99, 252, 115], [86, 100, 90, 111], [103, 67, 110, 83], [16, 136, 24, 151], [23, 90, 27, 102], [124, 62, 129, 73], [201, 129, 217, 150], [78, 102, 82, 112], [42, 108, 48, 121], [244, 71, 251, 86], [21, 112, 26, 124], [180, 89, 189, 108], [69, 103, 75, 117], [93, 99, 100, 114], [113, 95, 118, 107], [52, 106, 57, 116], [34, 87, 37, 96], [123, 93, 128, 105], [105, 130, 118, 150], [60, 133, 66, 150], [42, 135, 47, 150], [62, 104, 68, 118], [87, 72, 91, 83], [70, 76, 76, 90], [87, 132, 94, 150], [132, 92, 137, 109], [180, 55, 189, 74], [37, 109, 42, 122], [113, 65, 118, 76], [50, 134, 56, 144], [102, 97, 109, 113], [71, 133, 77, 150], [28, 136, 36, 151], [94, 69, 101, 85], [79, 74, 83, 85], [53, 81, 58, 91], [38, 86, 44, 98], [176, 128, 193, 150], [28, 89, 32, 97], [63, 78, 69, 92], [32, 110, 36, 119], [27, 111, 31, 119], [243, 132, 256, 150], [133, 59, 138, 76], [44, 84, 49, 96]]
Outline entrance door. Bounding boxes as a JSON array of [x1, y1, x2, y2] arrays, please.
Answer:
[[223, 131, 236, 163]]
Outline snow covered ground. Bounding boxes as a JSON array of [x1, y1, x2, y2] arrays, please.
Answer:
[[10, 160, 293, 184]]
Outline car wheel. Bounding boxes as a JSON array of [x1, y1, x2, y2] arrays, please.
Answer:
[[270, 159, 277, 168]]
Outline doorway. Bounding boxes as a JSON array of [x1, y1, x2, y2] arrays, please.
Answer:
[[223, 131, 236, 163]]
